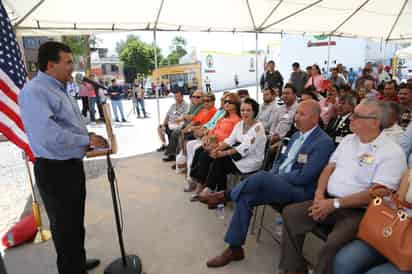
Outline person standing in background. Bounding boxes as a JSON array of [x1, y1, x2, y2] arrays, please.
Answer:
[[260, 60, 284, 94], [108, 79, 127, 122], [205, 76, 212, 92], [79, 80, 89, 118], [289, 62, 308, 96]]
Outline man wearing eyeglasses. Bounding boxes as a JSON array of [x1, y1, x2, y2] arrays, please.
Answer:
[[277, 98, 406, 274]]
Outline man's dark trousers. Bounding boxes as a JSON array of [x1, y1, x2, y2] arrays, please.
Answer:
[[34, 158, 86, 274]]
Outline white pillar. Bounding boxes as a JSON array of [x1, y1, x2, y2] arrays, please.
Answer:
[[153, 30, 161, 125], [255, 32, 259, 103], [327, 35, 331, 77]]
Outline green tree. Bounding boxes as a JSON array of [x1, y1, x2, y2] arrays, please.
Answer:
[[160, 36, 188, 66], [62, 35, 100, 64], [118, 35, 163, 76]]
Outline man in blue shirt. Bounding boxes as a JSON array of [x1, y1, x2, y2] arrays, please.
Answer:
[[19, 41, 107, 274], [107, 78, 127, 122]]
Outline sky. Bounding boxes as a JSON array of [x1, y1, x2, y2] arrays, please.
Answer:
[[96, 31, 280, 56]]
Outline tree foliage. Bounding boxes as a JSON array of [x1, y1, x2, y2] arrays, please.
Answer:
[[62, 35, 100, 64], [160, 36, 188, 66], [117, 35, 163, 76]]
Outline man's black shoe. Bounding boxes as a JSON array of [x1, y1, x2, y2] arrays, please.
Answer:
[[86, 258, 100, 271], [156, 145, 166, 152], [162, 155, 175, 162]]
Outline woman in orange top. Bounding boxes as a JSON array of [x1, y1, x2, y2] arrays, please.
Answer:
[[189, 93, 241, 200], [180, 93, 217, 154]]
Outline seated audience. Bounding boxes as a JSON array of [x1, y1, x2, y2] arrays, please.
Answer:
[[183, 94, 229, 191], [333, 168, 412, 274], [200, 100, 335, 268], [319, 84, 340, 125], [399, 120, 412, 167], [157, 90, 189, 153], [398, 83, 412, 128], [329, 67, 346, 90], [277, 98, 407, 274], [269, 84, 299, 145], [258, 88, 278, 133], [381, 101, 404, 144], [237, 89, 249, 101], [300, 88, 319, 102], [378, 80, 399, 102], [163, 90, 203, 161], [197, 98, 266, 197], [364, 79, 379, 98], [325, 94, 355, 145], [189, 93, 241, 198]]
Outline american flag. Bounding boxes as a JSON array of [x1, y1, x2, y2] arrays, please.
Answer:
[[0, 2, 35, 161]]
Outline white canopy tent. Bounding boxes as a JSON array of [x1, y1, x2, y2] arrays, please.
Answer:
[[5, 0, 412, 123], [5, 0, 412, 41], [396, 45, 412, 59]]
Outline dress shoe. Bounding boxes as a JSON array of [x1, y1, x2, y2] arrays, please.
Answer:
[[206, 247, 244, 267], [156, 145, 166, 152], [162, 155, 175, 162], [200, 191, 226, 208], [85, 258, 100, 271]]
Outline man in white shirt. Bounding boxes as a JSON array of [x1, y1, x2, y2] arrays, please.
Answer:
[[270, 84, 298, 144], [278, 98, 407, 274], [381, 101, 404, 144]]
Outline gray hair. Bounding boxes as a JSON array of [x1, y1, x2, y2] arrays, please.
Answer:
[[380, 101, 400, 128], [359, 98, 389, 130]]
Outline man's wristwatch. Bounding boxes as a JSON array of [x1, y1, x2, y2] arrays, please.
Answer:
[[333, 198, 341, 209]]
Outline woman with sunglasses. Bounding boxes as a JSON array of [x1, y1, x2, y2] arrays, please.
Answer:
[[189, 93, 241, 200]]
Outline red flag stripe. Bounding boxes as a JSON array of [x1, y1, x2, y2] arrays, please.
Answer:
[[0, 101, 25, 131], [0, 79, 18, 104], [0, 121, 34, 162]]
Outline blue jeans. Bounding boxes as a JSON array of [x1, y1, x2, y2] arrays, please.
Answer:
[[135, 98, 146, 116], [333, 240, 412, 274], [224, 171, 313, 247], [111, 100, 126, 121], [89, 97, 96, 121]]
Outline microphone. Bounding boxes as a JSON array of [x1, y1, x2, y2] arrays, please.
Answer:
[[82, 77, 108, 91]]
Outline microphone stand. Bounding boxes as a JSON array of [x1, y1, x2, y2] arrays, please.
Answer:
[[104, 153, 142, 274]]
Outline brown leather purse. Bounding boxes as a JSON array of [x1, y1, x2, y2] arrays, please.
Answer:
[[357, 185, 412, 271]]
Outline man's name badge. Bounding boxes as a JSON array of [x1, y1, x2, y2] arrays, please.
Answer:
[[335, 136, 344, 143], [297, 153, 308, 164], [282, 113, 289, 119], [360, 154, 375, 165]]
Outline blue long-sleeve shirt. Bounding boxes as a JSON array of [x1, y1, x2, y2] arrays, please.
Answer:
[[19, 72, 89, 160]]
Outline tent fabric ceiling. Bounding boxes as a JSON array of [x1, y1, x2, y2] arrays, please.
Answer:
[[5, 0, 412, 41]]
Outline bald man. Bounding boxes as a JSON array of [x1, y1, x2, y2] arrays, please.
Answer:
[[202, 100, 335, 268]]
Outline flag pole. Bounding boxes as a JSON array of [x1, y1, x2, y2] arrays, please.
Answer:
[[22, 153, 51, 243]]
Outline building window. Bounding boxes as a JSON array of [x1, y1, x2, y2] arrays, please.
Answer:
[[111, 64, 119, 72]]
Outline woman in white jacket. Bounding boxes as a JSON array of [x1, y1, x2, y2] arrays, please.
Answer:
[[200, 98, 267, 195]]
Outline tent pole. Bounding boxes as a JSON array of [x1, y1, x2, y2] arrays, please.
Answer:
[[255, 31, 259, 103], [13, 0, 46, 28], [153, 30, 161, 126], [327, 35, 331, 77]]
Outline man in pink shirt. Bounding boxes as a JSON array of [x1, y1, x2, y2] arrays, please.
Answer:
[[79, 80, 89, 117]]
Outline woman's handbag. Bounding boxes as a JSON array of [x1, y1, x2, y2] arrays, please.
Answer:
[[357, 185, 412, 271]]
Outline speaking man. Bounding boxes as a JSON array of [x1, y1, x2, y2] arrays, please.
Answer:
[[19, 41, 107, 274]]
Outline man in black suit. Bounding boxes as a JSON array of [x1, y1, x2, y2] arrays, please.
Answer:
[[325, 94, 355, 146]]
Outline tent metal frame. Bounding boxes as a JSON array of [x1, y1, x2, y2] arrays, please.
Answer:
[[7, 0, 410, 125]]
